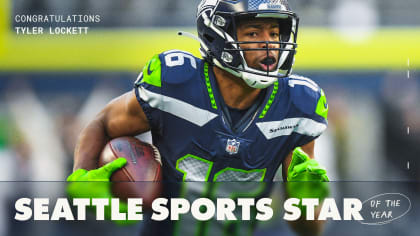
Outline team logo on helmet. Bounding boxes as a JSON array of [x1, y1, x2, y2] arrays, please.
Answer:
[[249, 0, 288, 10], [197, 0, 219, 16]]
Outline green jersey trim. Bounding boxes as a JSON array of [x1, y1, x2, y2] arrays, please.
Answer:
[[259, 81, 279, 119], [204, 63, 218, 110], [176, 154, 214, 182]]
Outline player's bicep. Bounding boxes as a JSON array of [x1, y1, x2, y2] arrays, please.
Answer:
[[282, 140, 315, 181], [100, 90, 150, 138]]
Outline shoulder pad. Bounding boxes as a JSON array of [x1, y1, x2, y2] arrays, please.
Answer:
[[135, 50, 201, 88], [136, 54, 162, 88], [160, 50, 201, 85], [288, 75, 328, 119]]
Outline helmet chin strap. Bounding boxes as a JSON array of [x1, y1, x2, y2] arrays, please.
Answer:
[[238, 56, 280, 89], [240, 71, 278, 89], [213, 59, 277, 89]]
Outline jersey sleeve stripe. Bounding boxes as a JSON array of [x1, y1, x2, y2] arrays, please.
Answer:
[[256, 118, 327, 140], [288, 79, 319, 92], [289, 75, 319, 89], [137, 86, 218, 127]]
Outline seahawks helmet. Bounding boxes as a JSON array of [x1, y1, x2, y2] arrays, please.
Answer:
[[197, 0, 299, 89]]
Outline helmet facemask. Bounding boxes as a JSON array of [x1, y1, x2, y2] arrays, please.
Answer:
[[197, 1, 299, 89]]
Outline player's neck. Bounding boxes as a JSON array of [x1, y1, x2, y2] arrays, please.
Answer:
[[213, 66, 262, 110]]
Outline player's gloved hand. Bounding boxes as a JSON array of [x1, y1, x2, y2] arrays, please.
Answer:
[[67, 158, 137, 225], [286, 147, 330, 201]]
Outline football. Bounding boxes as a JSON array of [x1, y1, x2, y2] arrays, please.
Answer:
[[98, 136, 162, 208]]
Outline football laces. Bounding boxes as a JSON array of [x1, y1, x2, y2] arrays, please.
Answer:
[[148, 143, 162, 166]]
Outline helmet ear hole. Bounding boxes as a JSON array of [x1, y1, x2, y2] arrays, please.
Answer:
[[204, 34, 215, 43]]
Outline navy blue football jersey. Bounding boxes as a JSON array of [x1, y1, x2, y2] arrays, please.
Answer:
[[134, 50, 328, 235]]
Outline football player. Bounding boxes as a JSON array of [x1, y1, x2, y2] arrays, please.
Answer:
[[68, 0, 329, 235]]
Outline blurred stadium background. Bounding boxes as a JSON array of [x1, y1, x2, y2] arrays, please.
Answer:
[[0, 0, 419, 235]]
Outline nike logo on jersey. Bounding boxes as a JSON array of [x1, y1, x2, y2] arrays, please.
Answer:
[[147, 61, 154, 75], [315, 89, 328, 119]]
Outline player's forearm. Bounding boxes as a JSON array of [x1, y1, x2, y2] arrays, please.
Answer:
[[284, 188, 325, 236], [288, 218, 325, 236], [73, 118, 110, 171]]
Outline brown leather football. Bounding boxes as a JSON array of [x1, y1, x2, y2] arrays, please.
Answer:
[[98, 136, 162, 208]]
